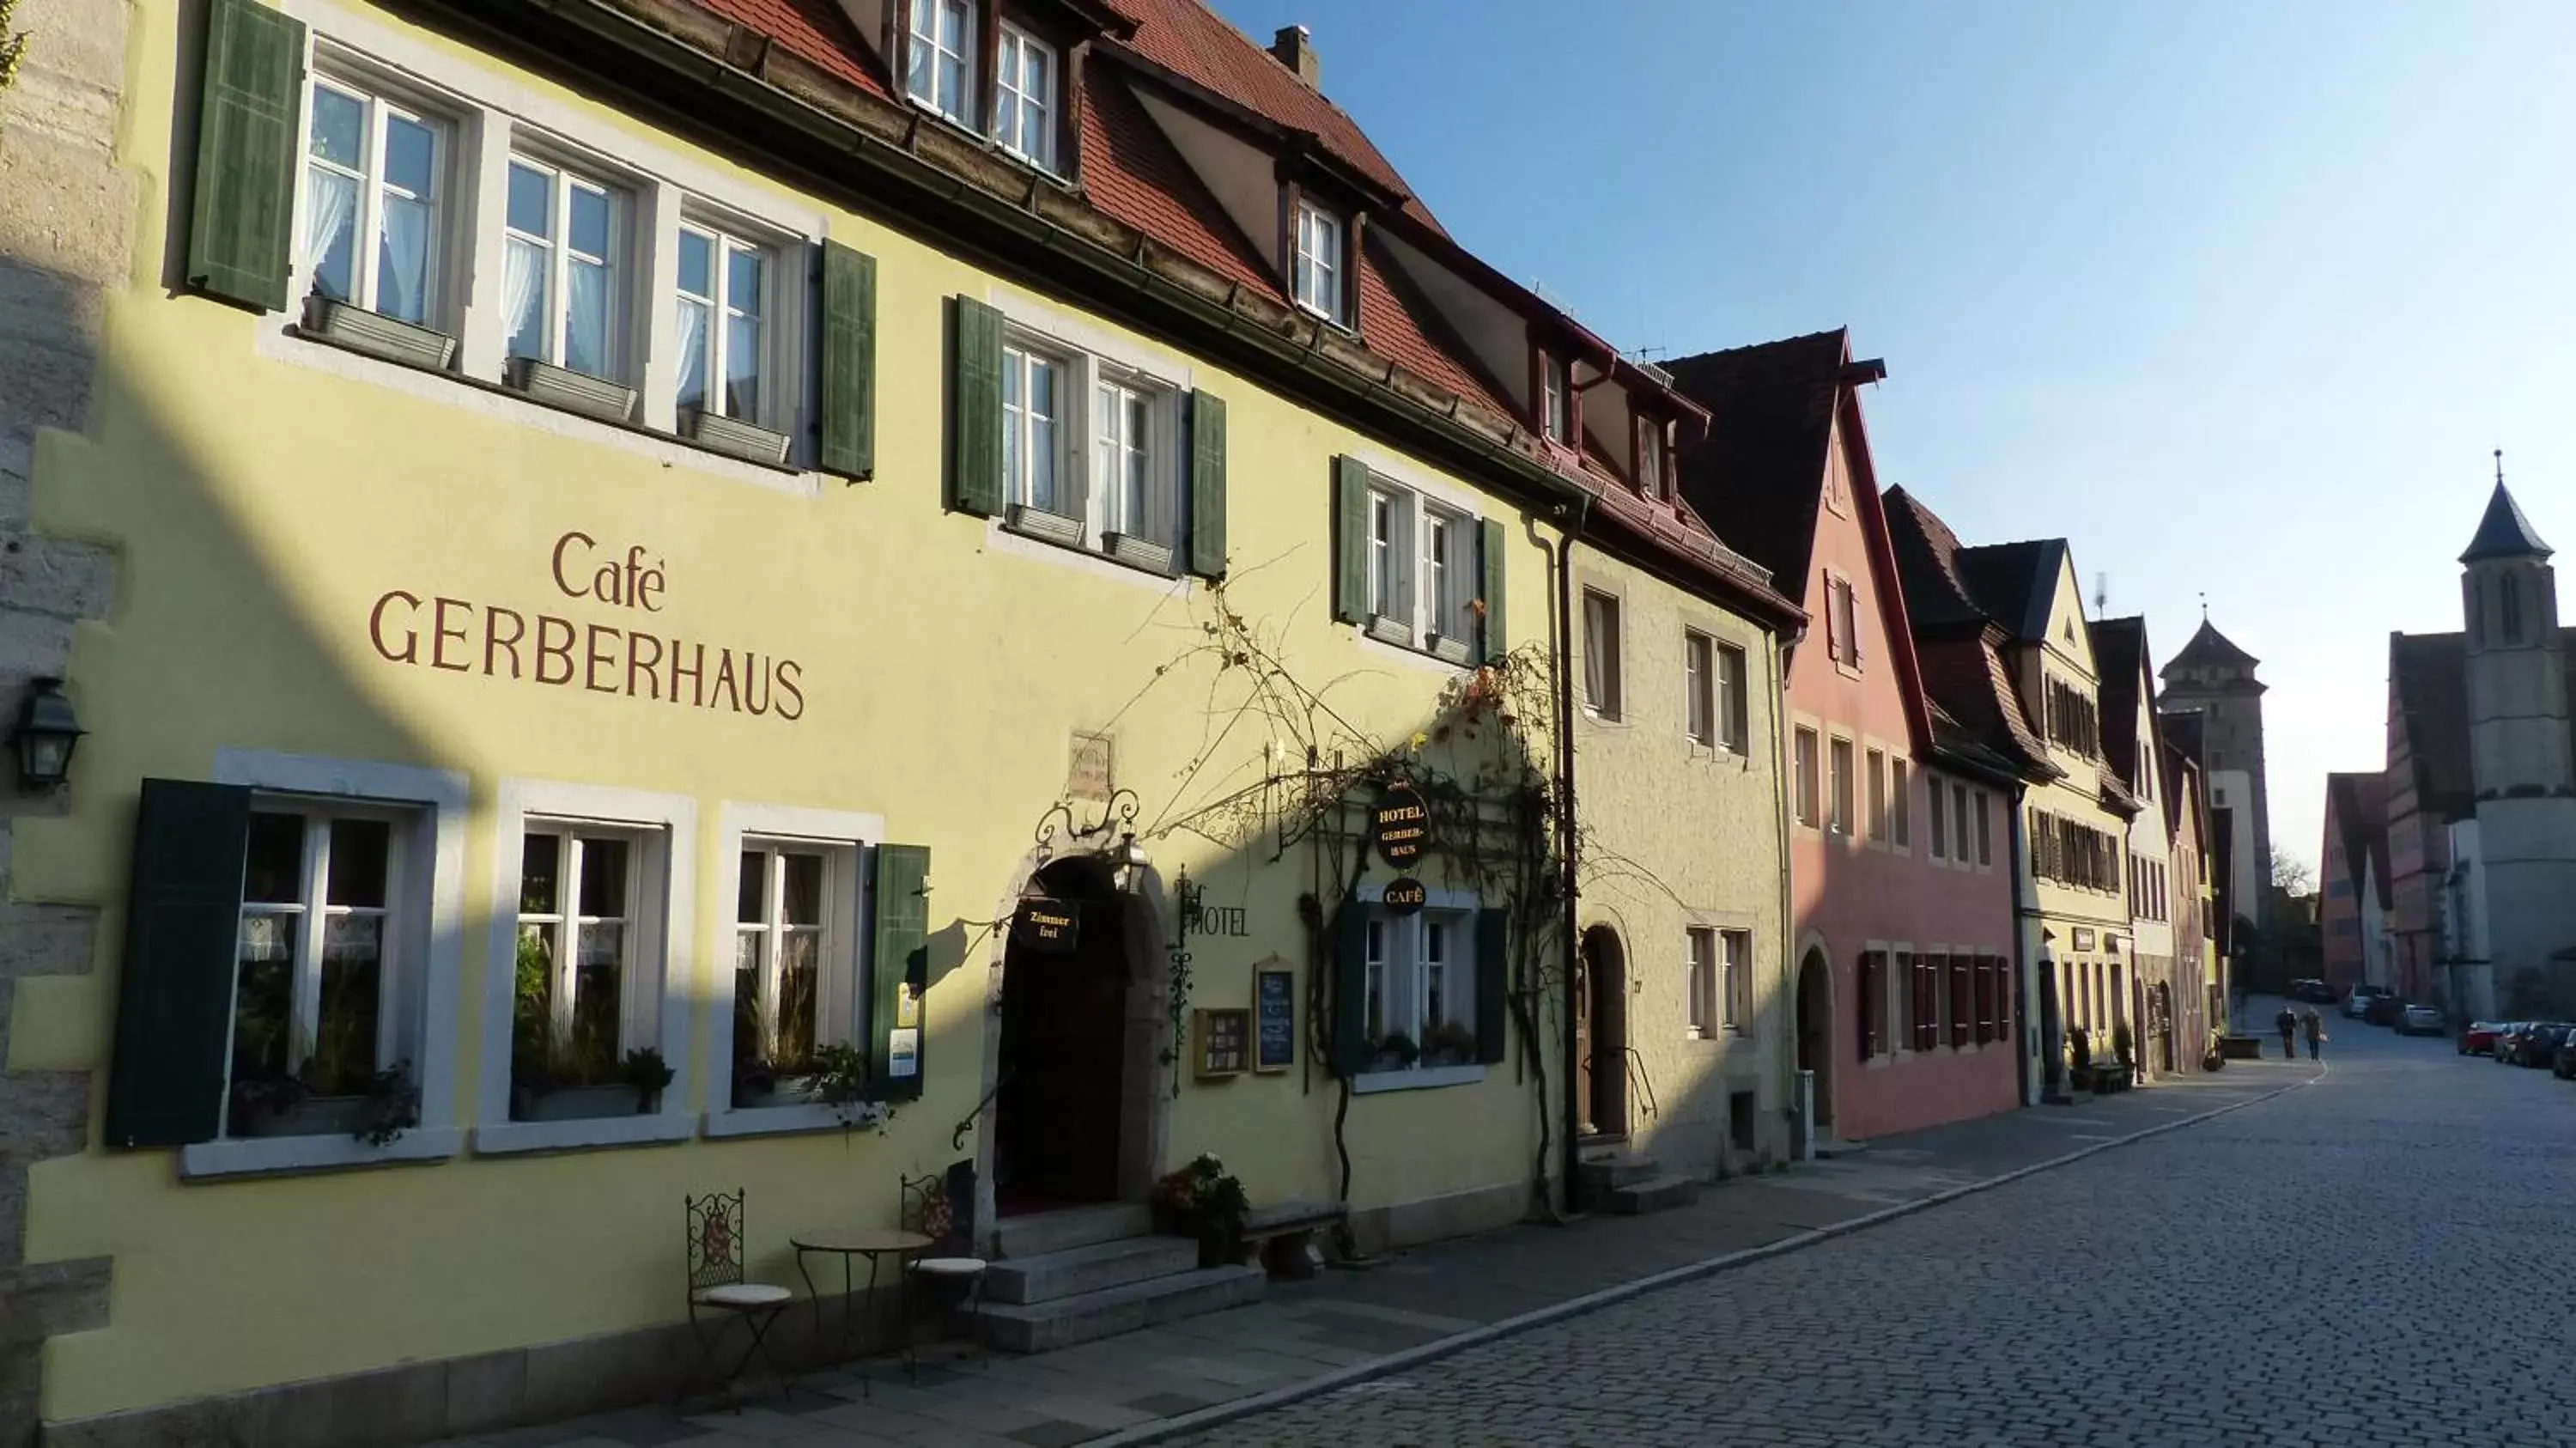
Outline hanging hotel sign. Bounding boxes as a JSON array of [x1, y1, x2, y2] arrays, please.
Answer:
[[365, 530, 807, 720], [1012, 898, 1080, 954], [1382, 878, 1427, 916], [1371, 782, 1431, 867]]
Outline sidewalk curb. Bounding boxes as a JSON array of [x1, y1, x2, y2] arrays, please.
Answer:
[[1093, 1064, 2327, 1446]]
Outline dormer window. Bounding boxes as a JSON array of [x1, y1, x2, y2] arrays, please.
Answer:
[[993, 23, 1057, 171], [1540, 352, 1570, 443], [1637, 417, 1666, 496], [1292, 198, 1347, 325], [906, 0, 975, 125]]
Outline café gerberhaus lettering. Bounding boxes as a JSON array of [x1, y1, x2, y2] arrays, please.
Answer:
[[366, 530, 807, 720]]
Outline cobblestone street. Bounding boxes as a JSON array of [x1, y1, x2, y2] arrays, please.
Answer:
[[1175, 1011, 2576, 1447]]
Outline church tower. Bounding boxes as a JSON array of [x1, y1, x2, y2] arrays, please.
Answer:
[[2160, 616, 2273, 930], [2458, 472, 2576, 994]]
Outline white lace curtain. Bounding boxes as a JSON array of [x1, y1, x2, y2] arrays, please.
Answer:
[[301, 166, 357, 298]]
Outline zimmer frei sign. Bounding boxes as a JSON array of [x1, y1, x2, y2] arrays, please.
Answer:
[[365, 529, 807, 720]]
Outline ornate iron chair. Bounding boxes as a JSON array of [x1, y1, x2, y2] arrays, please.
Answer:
[[684, 1190, 793, 1402], [901, 1162, 991, 1367]]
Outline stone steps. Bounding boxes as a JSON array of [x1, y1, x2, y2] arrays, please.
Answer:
[[992, 1202, 1153, 1260], [967, 1263, 1267, 1354], [1606, 1174, 1702, 1215], [1576, 1153, 1662, 1193], [983, 1233, 1201, 1305]]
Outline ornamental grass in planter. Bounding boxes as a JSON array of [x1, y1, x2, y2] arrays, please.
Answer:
[[1152, 1153, 1249, 1269]]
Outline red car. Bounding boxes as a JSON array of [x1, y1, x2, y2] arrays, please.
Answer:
[[2461, 1020, 2504, 1056]]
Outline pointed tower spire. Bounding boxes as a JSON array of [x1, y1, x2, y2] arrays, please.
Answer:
[[2460, 462, 2553, 563]]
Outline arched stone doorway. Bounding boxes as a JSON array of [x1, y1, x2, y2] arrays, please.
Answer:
[[1577, 925, 1628, 1137], [990, 855, 1153, 1215], [1795, 948, 1833, 1132]]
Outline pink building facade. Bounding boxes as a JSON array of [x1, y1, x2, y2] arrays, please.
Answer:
[[1673, 333, 2022, 1141]]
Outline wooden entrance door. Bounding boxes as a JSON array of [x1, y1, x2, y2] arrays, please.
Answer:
[[994, 863, 1128, 1214]]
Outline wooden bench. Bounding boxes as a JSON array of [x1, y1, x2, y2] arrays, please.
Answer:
[[1239, 1201, 1346, 1281]]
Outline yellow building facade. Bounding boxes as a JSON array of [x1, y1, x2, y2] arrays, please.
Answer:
[[0, 0, 1789, 1438]]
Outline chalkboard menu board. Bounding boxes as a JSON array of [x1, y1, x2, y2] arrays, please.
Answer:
[[1194, 1008, 1250, 1078], [1255, 967, 1295, 1073]]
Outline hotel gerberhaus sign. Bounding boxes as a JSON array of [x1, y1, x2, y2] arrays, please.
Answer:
[[365, 529, 807, 720], [1371, 781, 1430, 867]]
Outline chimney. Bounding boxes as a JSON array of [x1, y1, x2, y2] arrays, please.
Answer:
[[1271, 25, 1320, 87]]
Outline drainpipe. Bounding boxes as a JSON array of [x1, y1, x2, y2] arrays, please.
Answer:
[[2009, 783, 2035, 1104], [1552, 495, 1592, 1210], [1766, 628, 1796, 1153]]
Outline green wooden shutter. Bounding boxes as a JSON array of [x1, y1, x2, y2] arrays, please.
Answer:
[[1331, 895, 1369, 1077], [1474, 908, 1508, 1065], [1333, 456, 1370, 624], [1188, 390, 1228, 579], [187, 0, 305, 312], [105, 779, 253, 1148], [818, 241, 878, 478], [950, 297, 1004, 516], [872, 843, 931, 1100], [1479, 516, 1509, 664]]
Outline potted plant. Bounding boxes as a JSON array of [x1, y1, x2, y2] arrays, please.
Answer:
[[1152, 1153, 1250, 1268], [1421, 1019, 1479, 1068], [2111, 1020, 2136, 1089], [1368, 1031, 1420, 1073], [620, 1047, 675, 1112], [230, 995, 421, 1144], [2066, 1027, 2093, 1091], [2202, 1030, 2227, 1072]]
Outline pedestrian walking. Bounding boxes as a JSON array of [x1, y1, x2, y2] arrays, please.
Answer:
[[2302, 1008, 2326, 1062], [2276, 1006, 2298, 1060]]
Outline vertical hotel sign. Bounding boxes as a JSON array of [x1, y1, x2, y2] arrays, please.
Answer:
[[364, 530, 807, 719]]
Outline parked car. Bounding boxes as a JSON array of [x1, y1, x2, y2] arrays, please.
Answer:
[[2345, 983, 2394, 1019], [2289, 978, 2338, 1004], [2494, 1023, 2531, 1063], [2400, 1004, 2445, 1036], [2363, 993, 2407, 1026], [2460, 1021, 2505, 1055], [2505, 1024, 2573, 1068], [2555, 1033, 2576, 1080]]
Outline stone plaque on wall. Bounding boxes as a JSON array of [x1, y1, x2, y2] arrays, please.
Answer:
[[1068, 730, 1114, 801]]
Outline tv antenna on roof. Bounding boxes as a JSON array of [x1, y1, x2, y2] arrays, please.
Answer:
[[2094, 572, 2109, 617]]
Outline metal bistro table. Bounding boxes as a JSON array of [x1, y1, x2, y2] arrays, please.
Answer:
[[790, 1226, 932, 1395]]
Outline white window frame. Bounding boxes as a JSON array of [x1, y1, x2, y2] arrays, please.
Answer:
[[707, 803, 883, 1137], [1293, 198, 1347, 325], [1866, 747, 1888, 843], [477, 781, 696, 1155], [1721, 928, 1752, 1035], [1953, 782, 1973, 870], [298, 70, 452, 327], [993, 21, 1058, 172], [1715, 641, 1748, 752], [1638, 417, 1665, 494], [503, 152, 630, 380], [1354, 467, 1481, 662], [1890, 757, 1911, 849], [182, 751, 470, 1182], [1352, 883, 1485, 1093], [906, 0, 976, 126], [672, 220, 776, 427], [1793, 726, 1820, 827], [994, 318, 1185, 563], [1540, 352, 1571, 443], [1927, 772, 1948, 861], [1685, 630, 1715, 745], [1686, 926, 1716, 1038], [1828, 736, 1856, 837], [1582, 588, 1623, 719], [1002, 339, 1071, 516]]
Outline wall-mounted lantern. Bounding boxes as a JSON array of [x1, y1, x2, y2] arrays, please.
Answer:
[[10, 678, 83, 792]]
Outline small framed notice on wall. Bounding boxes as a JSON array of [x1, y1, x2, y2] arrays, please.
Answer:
[[1194, 1007, 1250, 1079], [1254, 965, 1295, 1073]]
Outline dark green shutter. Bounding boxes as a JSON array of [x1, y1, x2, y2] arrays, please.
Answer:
[[1333, 456, 1370, 624], [1479, 517, 1508, 663], [105, 779, 253, 1148], [187, 0, 305, 312], [819, 241, 878, 478], [1188, 390, 1227, 579], [950, 297, 1003, 516], [872, 843, 931, 1100], [1330, 895, 1369, 1077], [1474, 908, 1508, 1065]]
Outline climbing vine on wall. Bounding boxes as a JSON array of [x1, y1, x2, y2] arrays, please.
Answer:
[[0, 0, 28, 98]]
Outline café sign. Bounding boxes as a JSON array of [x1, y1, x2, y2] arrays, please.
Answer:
[[366, 529, 806, 720], [1382, 878, 1427, 916]]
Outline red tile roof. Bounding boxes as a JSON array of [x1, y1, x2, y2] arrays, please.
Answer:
[[695, 0, 884, 94], [1079, 57, 1278, 295]]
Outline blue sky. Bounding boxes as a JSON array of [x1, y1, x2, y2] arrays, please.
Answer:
[[1214, 0, 2576, 873]]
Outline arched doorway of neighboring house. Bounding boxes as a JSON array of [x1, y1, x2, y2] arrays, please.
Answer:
[[993, 856, 1131, 1214], [1577, 925, 1628, 1137], [2150, 983, 2175, 1074], [1795, 948, 1833, 1133]]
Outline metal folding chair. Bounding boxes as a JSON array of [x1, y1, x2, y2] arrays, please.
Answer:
[[902, 1162, 991, 1368], [684, 1189, 793, 1403]]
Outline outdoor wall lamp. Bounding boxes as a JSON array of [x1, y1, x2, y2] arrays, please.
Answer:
[[9, 678, 83, 793]]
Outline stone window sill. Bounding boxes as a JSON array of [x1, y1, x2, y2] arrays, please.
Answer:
[[180, 1126, 463, 1182], [1353, 1063, 1485, 1095], [474, 1113, 696, 1157], [702, 1104, 876, 1140]]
